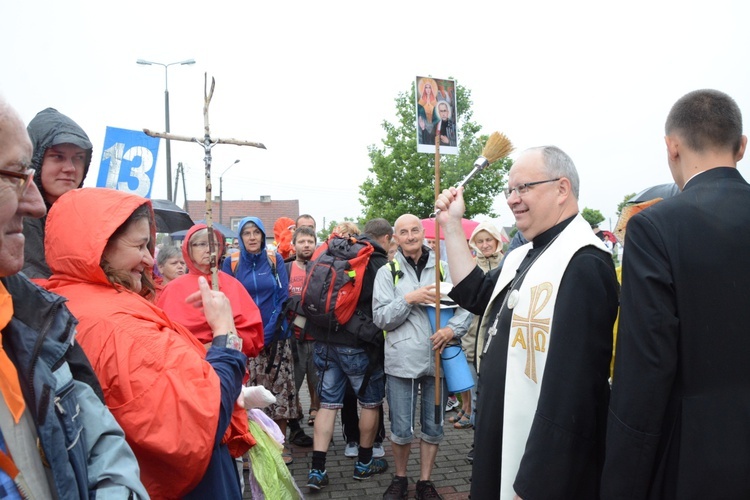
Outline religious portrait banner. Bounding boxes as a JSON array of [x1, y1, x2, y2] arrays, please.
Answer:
[[415, 76, 458, 155]]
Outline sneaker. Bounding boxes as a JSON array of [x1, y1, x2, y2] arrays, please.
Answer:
[[445, 395, 459, 412], [344, 441, 359, 458], [353, 457, 388, 480], [373, 441, 385, 458], [307, 469, 329, 490], [383, 475, 408, 499], [416, 480, 442, 500]]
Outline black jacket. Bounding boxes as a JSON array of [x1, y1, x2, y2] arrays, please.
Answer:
[[603, 167, 750, 499]]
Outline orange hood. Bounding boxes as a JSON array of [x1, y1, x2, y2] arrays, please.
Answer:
[[46, 188, 154, 286], [273, 216, 296, 260]]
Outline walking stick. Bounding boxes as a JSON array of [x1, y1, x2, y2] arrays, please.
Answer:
[[433, 128, 442, 425], [144, 73, 266, 290]]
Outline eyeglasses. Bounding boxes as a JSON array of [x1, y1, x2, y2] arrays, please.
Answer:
[[190, 241, 210, 249], [0, 168, 35, 198], [504, 178, 560, 199]]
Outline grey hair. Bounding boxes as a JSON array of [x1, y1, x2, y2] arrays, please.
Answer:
[[156, 245, 182, 268], [527, 145, 580, 199], [436, 101, 452, 120]]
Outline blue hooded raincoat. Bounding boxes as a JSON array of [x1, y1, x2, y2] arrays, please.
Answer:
[[222, 217, 289, 344]]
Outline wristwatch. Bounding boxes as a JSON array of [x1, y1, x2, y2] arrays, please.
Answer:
[[211, 331, 243, 351]]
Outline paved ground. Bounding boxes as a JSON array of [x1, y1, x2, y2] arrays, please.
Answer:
[[243, 382, 474, 499]]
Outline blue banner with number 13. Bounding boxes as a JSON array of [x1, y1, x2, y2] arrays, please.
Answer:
[[96, 126, 160, 198]]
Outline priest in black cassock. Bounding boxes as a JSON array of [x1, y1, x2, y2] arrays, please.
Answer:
[[602, 89, 750, 499], [436, 145, 619, 499]]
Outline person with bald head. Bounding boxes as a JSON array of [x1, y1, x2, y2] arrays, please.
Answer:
[[0, 97, 146, 498], [373, 213, 472, 500], [436, 145, 619, 499]]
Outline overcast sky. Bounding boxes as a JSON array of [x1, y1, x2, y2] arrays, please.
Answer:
[[3, 0, 749, 230]]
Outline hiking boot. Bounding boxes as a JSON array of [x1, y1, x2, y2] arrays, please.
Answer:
[[383, 475, 408, 499], [373, 441, 385, 458], [344, 441, 359, 457], [353, 457, 388, 480], [416, 480, 442, 500], [289, 428, 313, 447], [306, 469, 329, 491]]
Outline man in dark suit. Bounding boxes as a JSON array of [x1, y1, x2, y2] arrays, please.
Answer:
[[602, 89, 750, 499]]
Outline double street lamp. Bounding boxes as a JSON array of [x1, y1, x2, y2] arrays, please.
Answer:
[[136, 58, 196, 202], [219, 159, 241, 226]]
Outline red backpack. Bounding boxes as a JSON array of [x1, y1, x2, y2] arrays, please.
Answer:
[[300, 235, 374, 331]]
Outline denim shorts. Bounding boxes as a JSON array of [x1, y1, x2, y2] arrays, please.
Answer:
[[314, 342, 385, 409], [386, 374, 448, 445]]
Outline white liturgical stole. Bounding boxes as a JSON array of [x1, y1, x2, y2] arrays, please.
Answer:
[[497, 214, 608, 499]]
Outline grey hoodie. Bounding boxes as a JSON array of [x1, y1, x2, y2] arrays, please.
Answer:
[[22, 108, 92, 279]]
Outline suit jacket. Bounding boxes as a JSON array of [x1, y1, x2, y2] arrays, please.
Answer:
[[603, 167, 750, 499]]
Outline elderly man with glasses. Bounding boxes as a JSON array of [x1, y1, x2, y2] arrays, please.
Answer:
[[0, 96, 147, 498], [436, 145, 619, 500]]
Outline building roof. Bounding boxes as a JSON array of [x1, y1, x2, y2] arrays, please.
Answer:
[[185, 197, 300, 238]]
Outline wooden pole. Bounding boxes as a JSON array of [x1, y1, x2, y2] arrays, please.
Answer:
[[433, 127, 442, 425], [201, 75, 220, 290]]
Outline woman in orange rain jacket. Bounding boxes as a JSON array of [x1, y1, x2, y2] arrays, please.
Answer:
[[44, 188, 254, 499], [157, 223, 264, 358]]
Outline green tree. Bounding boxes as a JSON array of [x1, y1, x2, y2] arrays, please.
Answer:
[[359, 80, 512, 223], [581, 207, 605, 228], [616, 192, 636, 218]]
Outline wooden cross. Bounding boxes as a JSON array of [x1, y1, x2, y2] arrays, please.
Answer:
[[144, 73, 266, 290]]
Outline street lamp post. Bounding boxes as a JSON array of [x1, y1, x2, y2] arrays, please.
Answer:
[[219, 159, 240, 226], [136, 58, 196, 202]]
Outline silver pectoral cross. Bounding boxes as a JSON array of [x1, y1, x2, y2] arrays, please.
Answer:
[[483, 315, 500, 354]]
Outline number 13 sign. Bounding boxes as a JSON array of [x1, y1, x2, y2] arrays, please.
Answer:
[[96, 126, 161, 198]]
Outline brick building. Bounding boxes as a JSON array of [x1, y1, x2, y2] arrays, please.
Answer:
[[186, 196, 299, 238]]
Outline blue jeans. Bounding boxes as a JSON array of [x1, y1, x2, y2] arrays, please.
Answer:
[[386, 374, 447, 445], [314, 342, 384, 409]]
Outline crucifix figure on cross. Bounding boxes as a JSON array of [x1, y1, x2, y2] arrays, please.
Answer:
[[144, 73, 266, 290]]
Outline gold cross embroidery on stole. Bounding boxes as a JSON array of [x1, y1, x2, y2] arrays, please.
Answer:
[[511, 282, 553, 383]]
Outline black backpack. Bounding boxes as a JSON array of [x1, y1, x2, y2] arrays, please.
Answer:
[[300, 235, 374, 332]]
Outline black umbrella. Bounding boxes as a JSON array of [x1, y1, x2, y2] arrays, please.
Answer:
[[615, 183, 680, 244], [628, 183, 680, 203], [151, 199, 194, 234]]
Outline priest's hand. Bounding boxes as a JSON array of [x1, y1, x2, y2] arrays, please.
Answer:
[[435, 186, 466, 227]]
